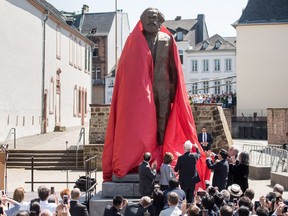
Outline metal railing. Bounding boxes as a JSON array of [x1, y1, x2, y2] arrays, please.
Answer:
[[76, 127, 85, 169], [4, 128, 16, 149], [84, 155, 98, 207], [243, 143, 288, 172]]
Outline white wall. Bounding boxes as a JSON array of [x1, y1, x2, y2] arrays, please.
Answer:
[[0, 0, 92, 141], [236, 24, 288, 116]]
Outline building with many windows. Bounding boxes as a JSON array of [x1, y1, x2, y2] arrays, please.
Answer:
[[185, 34, 236, 95], [0, 0, 93, 141], [163, 15, 236, 96], [71, 7, 130, 104]]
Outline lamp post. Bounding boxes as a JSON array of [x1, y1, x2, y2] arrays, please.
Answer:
[[115, 0, 118, 71]]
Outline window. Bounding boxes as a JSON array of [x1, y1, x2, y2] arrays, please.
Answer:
[[56, 25, 61, 59], [84, 89, 87, 115], [215, 40, 222, 49], [214, 81, 220, 94], [191, 60, 198, 72], [96, 67, 101, 80], [93, 44, 99, 57], [74, 37, 77, 68], [214, 59, 220, 71], [78, 88, 82, 116], [203, 81, 209, 94], [49, 77, 54, 114], [202, 41, 209, 49], [192, 83, 198, 94], [85, 45, 91, 72], [203, 59, 209, 72], [225, 59, 232, 71], [78, 41, 82, 70], [176, 31, 183, 41], [179, 50, 183, 64], [73, 86, 78, 117], [226, 81, 232, 93], [69, 35, 73, 65]]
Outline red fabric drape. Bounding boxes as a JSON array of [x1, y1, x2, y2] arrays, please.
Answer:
[[102, 21, 209, 189]]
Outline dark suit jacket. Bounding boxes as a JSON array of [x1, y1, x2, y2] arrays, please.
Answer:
[[174, 149, 200, 190], [206, 158, 229, 191], [124, 203, 154, 216], [103, 205, 122, 216], [198, 133, 213, 151], [138, 161, 157, 197], [69, 200, 89, 216]]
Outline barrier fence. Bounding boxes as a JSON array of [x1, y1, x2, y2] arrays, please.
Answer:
[[243, 143, 287, 172]]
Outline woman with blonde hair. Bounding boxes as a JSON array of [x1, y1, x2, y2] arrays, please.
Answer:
[[159, 152, 175, 191]]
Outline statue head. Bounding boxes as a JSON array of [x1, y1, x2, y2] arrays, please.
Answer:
[[140, 7, 165, 34]]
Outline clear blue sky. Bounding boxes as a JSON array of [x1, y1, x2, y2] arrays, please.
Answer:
[[47, 0, 248, 37]]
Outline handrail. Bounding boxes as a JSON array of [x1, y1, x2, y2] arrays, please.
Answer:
[[5, 128, 16, 149], [85, 154, 98, 206], [76, 127, 85, 169]]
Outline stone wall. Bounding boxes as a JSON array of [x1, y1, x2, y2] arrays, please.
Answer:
[[89, 104, 110, 144], [192, 104, 233, 152], [83, 144, 104, 171], [89, 104, 233, 157], [267, 108, 288, 145]]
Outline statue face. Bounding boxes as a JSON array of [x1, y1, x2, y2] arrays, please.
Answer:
[[141, 9, 161, 34]]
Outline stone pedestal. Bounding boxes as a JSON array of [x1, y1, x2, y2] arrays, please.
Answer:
[[102, 174, 160, 198], [249, 165, 271, 180]]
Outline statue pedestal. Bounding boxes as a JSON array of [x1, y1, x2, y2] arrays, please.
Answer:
[[102, 173, 160, 198], [0, 153, 6, 190]]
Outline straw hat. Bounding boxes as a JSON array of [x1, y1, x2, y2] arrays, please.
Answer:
[[227, 184, 243, 197]]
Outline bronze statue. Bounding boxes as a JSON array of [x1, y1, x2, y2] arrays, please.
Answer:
[[140, 8, 178, 145]]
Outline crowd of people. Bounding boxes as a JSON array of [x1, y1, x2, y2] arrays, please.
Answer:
[[188, 93, 237, 109], [104, 136, 287, 216], [0, 187, 88, 216]]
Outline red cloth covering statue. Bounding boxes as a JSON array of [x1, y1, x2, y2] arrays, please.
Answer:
[[102, 8, 209, 189]]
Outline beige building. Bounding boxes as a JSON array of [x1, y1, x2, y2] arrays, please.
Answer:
[[234, 0, 288, 117]]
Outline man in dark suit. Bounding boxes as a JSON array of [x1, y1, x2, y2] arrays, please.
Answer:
[[174, 140, 200, 203], [103, 195, 127, 216], [124, 196, 153, 216], [69, 188, 89, 216], [198, 126, 213, 151], [139, 152, 157, 197], [206, 149, 229, 191]]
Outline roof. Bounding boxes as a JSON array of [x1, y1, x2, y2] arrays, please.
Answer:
[[35, 0, 67, 23], [163, 19, 198, 43], [237, 0, 288, 24], [190, 34, 236, 52], [73, 12, 115, 36]]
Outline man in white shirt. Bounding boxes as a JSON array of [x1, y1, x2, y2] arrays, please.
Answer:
[[37, 185, 57, 213], [159, 192, 182, 216]]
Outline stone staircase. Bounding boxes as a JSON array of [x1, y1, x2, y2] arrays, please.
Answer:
[[6, 148, 84, 170]]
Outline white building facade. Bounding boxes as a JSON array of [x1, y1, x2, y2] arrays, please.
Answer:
[[184, 35, 236, 95], [0, 0, 93, 141]]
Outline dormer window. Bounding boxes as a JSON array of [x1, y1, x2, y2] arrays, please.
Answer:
[[215, 40, 222, 49], [90, 28, 97, 34], [202, 41, 209, 49], [176, 31, 183, 41]]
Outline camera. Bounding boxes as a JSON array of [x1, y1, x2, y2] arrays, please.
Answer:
[[63, 195, 68, 205], [233, 198, 238, 206], [283, 206, 288, 213], [0, 207, 3, 214], [254, 201, 260, 211], [50, 187, 55, 195]]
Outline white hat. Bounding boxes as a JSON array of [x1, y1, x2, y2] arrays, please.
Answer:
[[227, 184, 243, 197]]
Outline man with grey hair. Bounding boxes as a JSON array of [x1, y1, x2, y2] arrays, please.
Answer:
[[227, 145, 240, 187], [273, 184, 284, 195], [174, 140, 200, 203], [124, 196, 153, 215], [69, 188, 89, 216]]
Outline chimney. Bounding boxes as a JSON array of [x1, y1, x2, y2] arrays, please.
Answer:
[[196, 14, 206, 44], [82, 4, 89, 14], [175, 16, 182, 21]]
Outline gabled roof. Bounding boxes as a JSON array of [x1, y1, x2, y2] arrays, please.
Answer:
[[191, 34, 236, 52], [73, 12, 115, 36], [35, 0, 66, 22], [237, 0, 288, 24], [164, 19, 198, 42]]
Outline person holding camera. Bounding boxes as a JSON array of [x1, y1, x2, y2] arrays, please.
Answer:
[[69, 188, 89, 216]]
